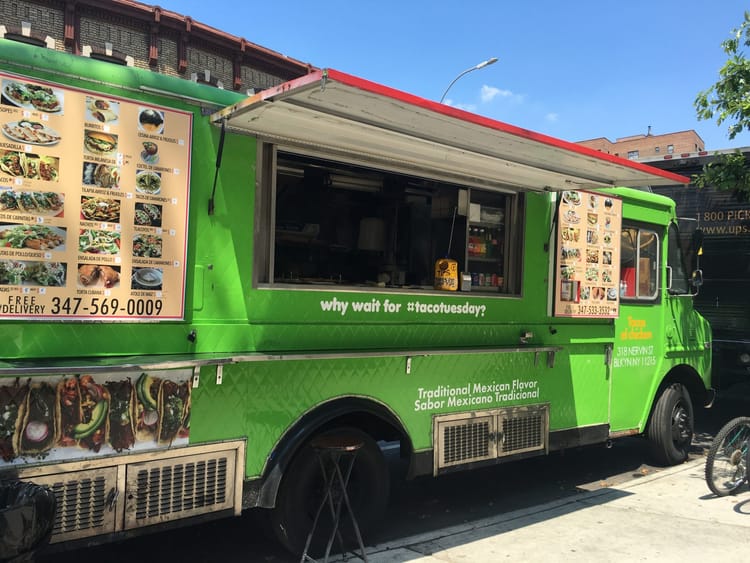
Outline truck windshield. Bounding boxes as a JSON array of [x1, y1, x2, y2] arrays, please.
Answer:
[[667, 222, 690, 294]]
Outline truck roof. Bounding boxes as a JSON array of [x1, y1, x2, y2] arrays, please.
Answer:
[[212, 68, 689, 192]]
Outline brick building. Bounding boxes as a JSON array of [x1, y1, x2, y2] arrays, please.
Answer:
[[578, 129, 706, 161], [0, 0, 315, 93]]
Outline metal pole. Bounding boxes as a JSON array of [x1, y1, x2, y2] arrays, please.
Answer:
[[439, 57, 498, 103]]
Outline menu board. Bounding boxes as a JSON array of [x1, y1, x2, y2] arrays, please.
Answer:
[[0, 72, 192, 320], [553, 190, 622, 318]]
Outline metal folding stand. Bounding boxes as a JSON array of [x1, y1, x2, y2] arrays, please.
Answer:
[[300, 434, 369, 563]]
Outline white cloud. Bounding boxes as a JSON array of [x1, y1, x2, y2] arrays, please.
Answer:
[[545, 113, 559, 122], [481, 85, 519, 103], [443, 99, 477, 112]]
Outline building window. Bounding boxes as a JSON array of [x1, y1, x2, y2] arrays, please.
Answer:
[[627, 150, 639, 160], [667, 145, 674, 154]]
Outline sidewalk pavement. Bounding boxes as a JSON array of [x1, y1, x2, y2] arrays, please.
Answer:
[[351, 456, 750, 562]]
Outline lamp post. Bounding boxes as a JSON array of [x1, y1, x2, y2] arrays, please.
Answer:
[[439, 57, 498, 103]]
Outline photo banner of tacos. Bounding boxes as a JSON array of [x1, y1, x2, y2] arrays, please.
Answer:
[[0, 370, 192, 465], [18, 382, 59, 456], [0, 379, 30, 461], [104, 379, 135, 452]]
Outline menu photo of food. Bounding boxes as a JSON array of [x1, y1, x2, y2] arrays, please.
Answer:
[[80, 195, 121, 223], [139, 142, 159, 165], [77, 263, 120, 289], [561, 191, 581, 206], [0, 260, 66, 287], [1, 119, 61, 146], [78, 228, 121, 255], [134, 202, 162, 227], [82, 161, 120, 190], [131, 267, 162, 290], [83, 129, 118, 157], [85, 96, 119, 124], [560, 280, 580, 303], [132, 233, 163, 258], [0, 150, 59, 181], [135, 169, 161, 195], [0, 223, 66, 251], [1, 79, 64, 114], [137, 108, 164, 134], [0, 190, 64, 217]]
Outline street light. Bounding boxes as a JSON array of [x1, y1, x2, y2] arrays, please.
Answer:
[[439, 57, 499, 103]]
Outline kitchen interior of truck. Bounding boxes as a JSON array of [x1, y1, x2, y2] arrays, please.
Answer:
[[260, 149, 524, 293]]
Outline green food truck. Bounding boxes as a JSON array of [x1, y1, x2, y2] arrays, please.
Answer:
[[0, 40, 712, 555]]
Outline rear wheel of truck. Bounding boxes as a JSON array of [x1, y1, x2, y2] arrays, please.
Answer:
[[647, 383, 693, 466], [270, 426, 389, 557]]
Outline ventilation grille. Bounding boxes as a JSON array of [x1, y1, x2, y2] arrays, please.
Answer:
[[443, 420, 491, 465], [434, 405, 548, 472], [124, 451, 235, 529], [500, 410, 545, 455], [25, 467, 117, 543]]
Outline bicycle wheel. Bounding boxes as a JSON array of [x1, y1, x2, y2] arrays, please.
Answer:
[[705, 416, 750, 496]]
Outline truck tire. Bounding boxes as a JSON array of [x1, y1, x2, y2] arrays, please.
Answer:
[[648, 383, 693, 466], [270, 426, 389, 557]]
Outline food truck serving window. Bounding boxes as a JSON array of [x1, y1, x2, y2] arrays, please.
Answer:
[[256, 147, 523, 294]]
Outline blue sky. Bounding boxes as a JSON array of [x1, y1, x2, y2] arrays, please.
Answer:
[[157, 1, 750, 151]]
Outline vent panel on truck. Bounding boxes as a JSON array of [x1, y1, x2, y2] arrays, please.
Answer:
[[125, 451, 234, 529], [434, 405, 549, 473]]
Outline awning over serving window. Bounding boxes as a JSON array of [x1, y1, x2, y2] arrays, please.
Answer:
[[211, 69, 689, 192]]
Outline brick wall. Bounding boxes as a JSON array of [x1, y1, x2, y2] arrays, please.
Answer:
[[0, 0, 310, 92], [578, 130, 706, 157]]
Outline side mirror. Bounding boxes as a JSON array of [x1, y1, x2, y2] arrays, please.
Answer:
[[691, 269, 704, 289]]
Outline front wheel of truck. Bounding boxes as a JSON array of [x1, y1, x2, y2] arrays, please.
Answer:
[[270, 426, 389, 557], [648, 383, 694, 466]]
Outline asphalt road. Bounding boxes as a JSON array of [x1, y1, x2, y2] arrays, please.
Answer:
[[38, 388, 750, 563]]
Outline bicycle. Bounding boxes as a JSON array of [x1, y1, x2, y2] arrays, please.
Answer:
[[705, 416, 750, 496]]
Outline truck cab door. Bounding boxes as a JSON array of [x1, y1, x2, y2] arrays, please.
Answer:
[[610, 223, 665, 432]]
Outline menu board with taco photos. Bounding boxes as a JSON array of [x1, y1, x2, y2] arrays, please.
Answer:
[[554, 190, 622, 318], [0, 71, 192, 320], [0, 368, 191, 466]]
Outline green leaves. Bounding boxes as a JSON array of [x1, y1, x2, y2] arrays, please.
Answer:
[[692, 151, 750, 200], [694, 11, 750, 140]]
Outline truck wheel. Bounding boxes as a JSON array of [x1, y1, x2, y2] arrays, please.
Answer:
[[270, 427, 389, 557], [648, 383, 693, 466]]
